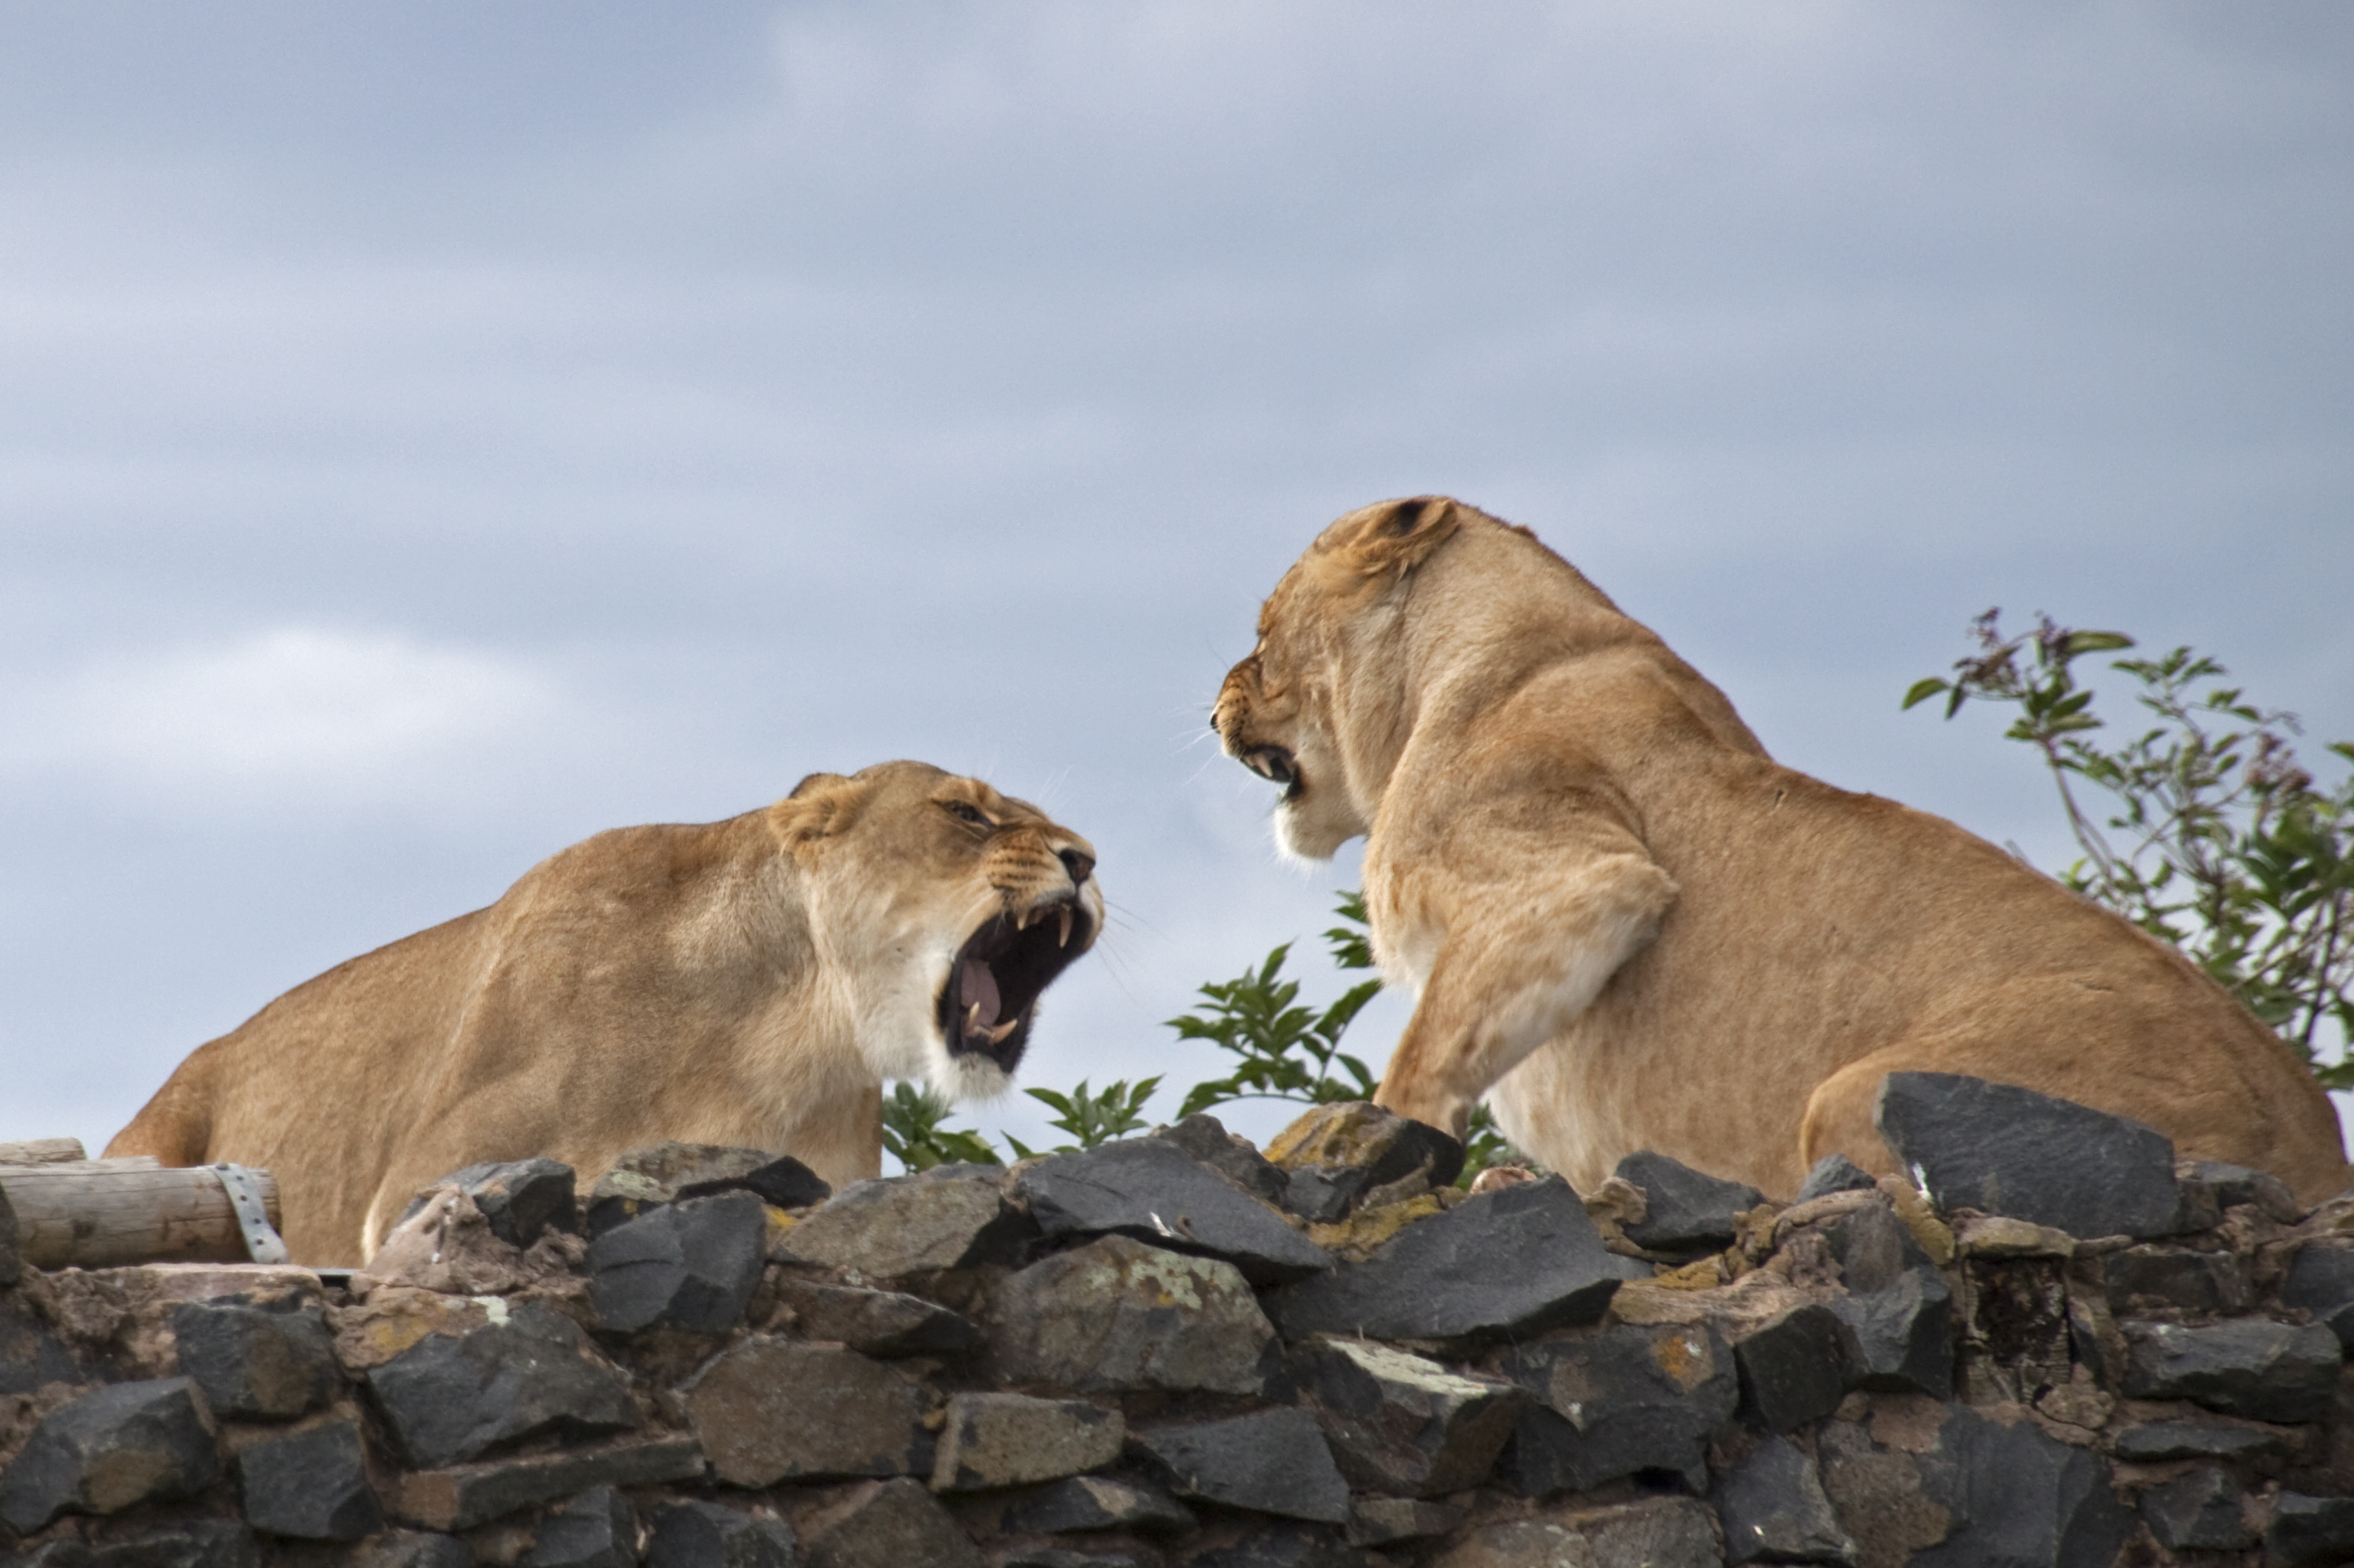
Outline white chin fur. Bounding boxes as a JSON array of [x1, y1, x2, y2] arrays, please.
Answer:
[[934, 1052, 1013, 1103], [1274, 799, 1351, 863]]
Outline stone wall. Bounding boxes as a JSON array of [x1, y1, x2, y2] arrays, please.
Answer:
[[7, 1073, 2354, 1568]]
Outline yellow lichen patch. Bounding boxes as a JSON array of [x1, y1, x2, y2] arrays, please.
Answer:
[[1644, 1253, 1731, 1291], [1650, 1325, 1714, 1390], [762, 1205, 797, 1252], [1309, 1193, 1445, 1259], [1877, 1176, 1957, 1265], [1265, 1101, 1392, 1170]]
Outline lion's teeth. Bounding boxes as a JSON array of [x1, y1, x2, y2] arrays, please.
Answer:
[[985, 1018, 1019, 1045], [965, 1003, 984, 1034], [1056, 907, 1073, 948], [1014, 908, 1032, 931]]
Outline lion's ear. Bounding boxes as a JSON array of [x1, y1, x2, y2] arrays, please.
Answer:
[[771, 772, 862, 847], [1326, 496, 1463, 580]]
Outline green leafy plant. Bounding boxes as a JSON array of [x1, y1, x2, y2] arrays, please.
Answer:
[[1907, 610, 2353, 1085], [1005, 1077, 1164, 1157], [879, 1080, 1003, 1171]]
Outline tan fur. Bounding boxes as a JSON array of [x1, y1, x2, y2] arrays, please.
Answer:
[[106, 761, 1103, 1263], [1216, 498, 2350, 1204]]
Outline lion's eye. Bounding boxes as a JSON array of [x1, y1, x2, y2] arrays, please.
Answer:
[[944, 801, 992, 827]]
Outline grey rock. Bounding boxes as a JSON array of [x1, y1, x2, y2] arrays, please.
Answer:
[[999, 1474, 1195, 1535], [774, 1165, 1032, 1279], [1615, 1149, 1765, 1251], [1011, 1139, 1333, 1284], [1343, 1496, 1466, 1547], [587, 1142, 827, 1237], [930, 1392, 1122, 1492], [1181, 1529, 1368, 1568], [1000, 1550, 1154, 1568], [1266, 1176, 1639, 1344], [1733, 1302, 1852, 1433], [389, 1434, 703, 1533], [1827, 1267, 1955, 1399], [2140, 1464, 2253, 1552], [2280, 1242, 2354, 1348], [2269, 1492, 2354, 1568], [0, 1376, 220, 1532], [2112, 1418, 2289, 1462], [1431, 1497, 1721, 1568], [645, 1501, 799, 1568], [1819, 1200, 1927, 1296], [769, 1276, 978, 1356], [236, 1416, 383, 1540], [1494, 1321, 1737, 1494], [1875, 1071, 2184, 1239], [522, 1485, 637, 1568], [985, 1233, 1274, 1395], [1291, 1337, 1520, 1497], [588, 1190, 767, 1334], [364, 1302, 638, 1469], [1262, 1101, 1466, 1190], [682, 1337, 929, 1485], [2120, 1318, 2343, 1422], [1820, 1403, 2128, 1568], [359, 1532, 474, 1568], [2101, 1245, 2253, 1317], [1794, 1153, 1878, 1203], [2186, 1159, 2302, 1223], [1130, 1408, 1351, 1523], [170, 1300, 339, 1419], [1283, 1165, 1371, 1225], [803, 1478, 981, 1568], [1149, 1113, 1288, 1205], [0, 1293, 86, 1396], [403, 1158, 581, 1246], [7, 1520, 259, 1568], [1714, 1436, 1854, 1566], [0, 1182, 15, 1286]]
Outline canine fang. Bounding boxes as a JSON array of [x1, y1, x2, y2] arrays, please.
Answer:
[[985, 1017, 1019, 1045], [1057, 907, 1073, 948]]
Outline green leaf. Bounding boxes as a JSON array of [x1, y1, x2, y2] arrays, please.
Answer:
[[1901, 677, 1951, 710], [2062, 630, 2135, 655]]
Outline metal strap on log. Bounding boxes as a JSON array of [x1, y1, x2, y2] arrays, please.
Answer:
[[0, 1155, 289, 1269]]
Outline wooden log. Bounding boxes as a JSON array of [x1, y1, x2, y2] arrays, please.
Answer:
[[0, 1161, 284, 1269], [0, 1137, 88, 1166]]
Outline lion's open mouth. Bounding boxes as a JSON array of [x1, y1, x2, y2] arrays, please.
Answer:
[[1243, 744, 1304, 803], [937, 900, 1096, 1072]]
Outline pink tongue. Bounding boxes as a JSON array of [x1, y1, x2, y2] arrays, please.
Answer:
[[958, 956, 1003, 1032]]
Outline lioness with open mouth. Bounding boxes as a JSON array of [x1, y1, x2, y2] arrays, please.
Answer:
[[1215, 497, 2348, 1204], [107, 761, 1102, 1263]]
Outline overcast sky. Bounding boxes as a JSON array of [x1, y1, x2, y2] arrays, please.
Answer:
[[4, 2, 2349, 1162]]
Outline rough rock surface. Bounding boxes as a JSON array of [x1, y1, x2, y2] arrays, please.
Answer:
[[1147, 1113, 1288, 1205], [0, 1377, 221, 1532], [1010, 1140, 1333, 1284], [929, 1392, 1123, 1492], [520, 1485, 637, 1568], [2119, 1318, 2343, 1422], [1496, 1321, 1737, 1493], [644, 1500, 798, 1568], [984, 1234, 1274, 1395], [996, 1475, 1195, 1535], [804, 1478, 982, 1568], [587, 1190, 767, 1334], [364, 1302, 638, 1469], [1129, 1407, 1351, 1523], [1267, 1177, 1637, 1343], [402, 1158, 581, 1247], [585, 1143, 828, 1237], [767, 1276, 978, 1357], [1262, 1102, 1466, 1191], [682, 1337, 930, 1485], [170, 1301, 339, 1419], [1828, 1267, 1955, 1399], [1875, 1071, 2184, 1239], [2280, 1242, 2354, 1347], [1290, 1337, 1520, 1497], [234, 1417, 383, 1540], [773, 1166, 1031, 1279], [1431, 1497, 1721, 1568], [1615, 1150, 1766, 1252], [1713, 1435, 1854, 1566]]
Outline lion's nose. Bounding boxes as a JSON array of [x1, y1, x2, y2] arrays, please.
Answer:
[[1059, 848, 1095, 887]]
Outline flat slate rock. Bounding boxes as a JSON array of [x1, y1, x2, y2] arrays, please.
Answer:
[[0, 1376, 221, 1533], [776, 1165, 1033, 1279], [1615, 1150, 1765, 1251], [1010, 1139, 1333, 1284], [6, 1520, 260, 1568], [390, 1435, 705, 1534], [2112, 1419, 2290, 1463], [1291, 1337, 1520, 1498], [2140, 1464, 2255, 1553], [771, 1275, 979, 1356], [521, 1485, 637, 1568], [804, 1478, 982, 1568], [1712, 1436, 1854, 1567], [1494, 1321, 1737, 1494], [984, 1233, 1274, 1396], [645, 1501, 798, 1568], [1875, 1071, 2183, 1239], [170, 1300, 340, 1419], [1149, 1113, 1288, 1205], [682, 1337, 930, 1485], [2119, 1318, 2343, 1422], [235, 1417, 384, 1541], [402, 1158, 581, 1246], [588, 1190, 767, 1334], [1129, 1407, 1351, 1524], [364, 1302, 638, 1469], [998, 1476, 1195, 1535], [1266, 1176, 1640, 1344], [930, 1392, 1124, 1492], [2270, 1493, 2354, 1568]]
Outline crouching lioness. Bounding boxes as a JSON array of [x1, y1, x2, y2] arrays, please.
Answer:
[[1215, 497, 2348, 1204], [109, 762, 1103, 1262]]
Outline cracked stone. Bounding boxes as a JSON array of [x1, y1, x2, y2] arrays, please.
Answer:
[[2184, 1160, 2302, 1223], [1011, 1139, 1333, 1284], [774, 1165, 1033, 1279], [2119, 1318, 2343, 1422], [0, 1377, 221, 1533], [364, 1302, 638, 1469], [236, 1416, 383, 1541], [359, 1531, 474, 1568], [1130, 1408, 1351, 1523], [1875, 1072, 2184, 1239], [170, 1301, 339, 1420], [645, 1500, 798, 1568], [1292, 1337, 1520, 1497], [683, 1336, 930, 1485], [1283, 1166, 1372, 1225], [1494, 1321, 1737, 1494], [1179, 1527, 1368, 1568], [929, 1392, 1122, 1492], [1713, 1436, 1855, 1567], [588, 1190, 767, 1334], [984, 1233, 1274, 1395], [1266, 1176, 1638, 1345], [1614, 1150, 1765, 1252]]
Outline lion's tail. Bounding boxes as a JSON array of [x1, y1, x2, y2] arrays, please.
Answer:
[[103, 1050, 218, 1167]]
